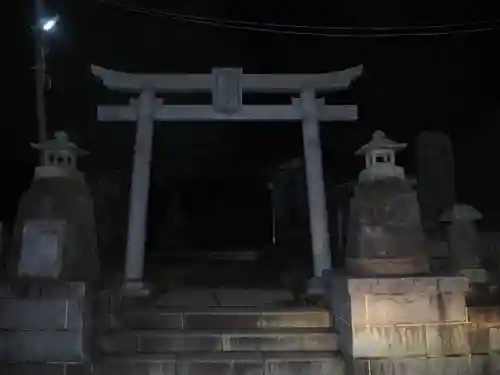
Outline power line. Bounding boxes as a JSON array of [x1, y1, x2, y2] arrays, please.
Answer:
[[95, 0, 499, 37]]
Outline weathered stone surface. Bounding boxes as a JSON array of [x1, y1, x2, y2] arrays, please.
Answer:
[[265, 353, 343, 375], [0, 363, 90, 375], [0, 299, 84, 329], [185, 311, 260, 330], [469, 325, 494, 354], [491, 352, 500, 372], [330, 276, 468, 327], [352, 356, 489, 375], [0, 330, 85, 362], [367, 357, 427, 375], [445, 216, 484, 271], [95, 352, 343, 375], [0, 280, 89, 299], [346, 257, 430, 276], [427, 356, 472, 375], [177, 356, 263, 375], [260, 310, 331, 329], [364, 293, 465, 325], [328, 272, 477, 373], [183, 309, 331, 330], [344, 276, 468, 295], [7, 174, 99, 281], [0, 281, 92, 364], [468, 306, 500, 354], [437, 277, 470, 293], [223, 330, 338, 352], [100, 329, 338, 354], [470, 355, 492, 375], [120, 311, 184, 330], [469, 306, 500, 324], [17, 220, 65, 278], [345, 179, 429, 276], [491, 327, 500, 351], [426, 324, 471, 356], [107, 308, 331, 331], [352, 325, 427, 358], [97, 362, 171, 375], [415, 131, 455, 232]]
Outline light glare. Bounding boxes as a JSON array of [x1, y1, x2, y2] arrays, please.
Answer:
[[41, 16, 59, 32]]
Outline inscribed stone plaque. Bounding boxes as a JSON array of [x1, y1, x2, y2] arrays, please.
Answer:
[[18, 220, 65, 278], [212, 67, 242, 113]]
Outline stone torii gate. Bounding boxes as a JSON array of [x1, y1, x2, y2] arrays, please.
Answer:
[[91, 64, 362, 294]]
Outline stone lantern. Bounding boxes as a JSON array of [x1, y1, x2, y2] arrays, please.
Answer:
[[31, 131, 88, 179], [7, 131, 99, 281], [355, 130, 407, 182], [345, 130, 429, 276], [441, 204, 488, 283]]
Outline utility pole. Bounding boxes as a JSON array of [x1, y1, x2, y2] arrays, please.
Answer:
[[34, 0, 48, 145]]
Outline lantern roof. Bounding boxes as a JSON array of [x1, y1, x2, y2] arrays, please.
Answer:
[[31, 131, 88, 155], [355, 130, 407, 156], [440, 204, 482, 222]]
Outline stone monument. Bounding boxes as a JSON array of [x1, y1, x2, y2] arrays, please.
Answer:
[[415, 131, 455, 232], [328, 131, 480, 374], [7, 131, 99, 281], [441, 204, 490, 301], [345, 130, 429, 276]]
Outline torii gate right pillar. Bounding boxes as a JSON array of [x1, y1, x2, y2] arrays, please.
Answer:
[[297, 89, 332, 293]]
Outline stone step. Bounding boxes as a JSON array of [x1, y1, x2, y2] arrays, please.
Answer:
[[154, 289, 294, 308], [100, 329, 339, 354], [0, 363, 90, 375], [104, 308, 332, 331], [95, 352, 344, 375]]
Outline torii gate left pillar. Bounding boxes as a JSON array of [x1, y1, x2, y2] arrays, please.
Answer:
[[92, 65, 362, 295]]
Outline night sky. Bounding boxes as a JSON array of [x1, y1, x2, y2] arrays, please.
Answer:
[[11, 1, 500, 250]]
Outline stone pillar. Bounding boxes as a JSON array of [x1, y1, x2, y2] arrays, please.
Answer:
[[298, 89, 332, 287], [124, 88, 157, 294]]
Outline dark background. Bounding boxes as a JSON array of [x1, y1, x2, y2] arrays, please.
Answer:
[[11, 1, 500, 253]]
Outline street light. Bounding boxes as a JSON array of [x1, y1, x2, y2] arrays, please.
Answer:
[[41, 15, 59, 32], [34, 0, 59, 148]]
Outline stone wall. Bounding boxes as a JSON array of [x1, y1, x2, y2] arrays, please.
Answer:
[[0, 281, 93, 374], [328, 274, 500, 374]]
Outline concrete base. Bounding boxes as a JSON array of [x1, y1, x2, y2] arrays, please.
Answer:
[[460, 267, 489, 283], [350, 355, 498, 374], [121, 280, 151, 297], [0, 280, 91, 363], [326, 273, 484, 374], [306, 277, 326, 296], [0, 363, 91, 375]]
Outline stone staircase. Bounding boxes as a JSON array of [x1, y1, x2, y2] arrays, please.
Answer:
[[95, 303, 343, 374]]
